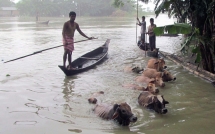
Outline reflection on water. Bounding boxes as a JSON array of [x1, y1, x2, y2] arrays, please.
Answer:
[[0, 15, 215, 134], [62, 77, 76, 94]]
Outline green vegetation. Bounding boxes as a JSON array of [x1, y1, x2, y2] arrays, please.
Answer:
[[152, 0, 215, 73], [115, 0, 215, 73], [154, 23, 192, 36], [15, 0, 143, 17], [0, 0, 15, 7]]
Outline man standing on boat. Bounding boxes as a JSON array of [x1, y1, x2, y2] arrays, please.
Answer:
[[137, 16, 146, 45], [146, 18, 156, 51], [62, 11, 93, 70]]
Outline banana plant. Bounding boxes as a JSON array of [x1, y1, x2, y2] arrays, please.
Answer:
[[153, 23, 192, 36]]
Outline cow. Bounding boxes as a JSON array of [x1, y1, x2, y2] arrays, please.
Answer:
[[123, 79, 159, 94], [142, 68, 176, 82], [136, 75, 165, 87], [138, 91, 169, 114], [142, 68, 165, 87], [162, 70, 176, 82], [88, 91, 104, 104], [147, 58, 167, 71], [124, 66, 144, 74], [93, 102, 137, 126], [88, 92, 137, 126]]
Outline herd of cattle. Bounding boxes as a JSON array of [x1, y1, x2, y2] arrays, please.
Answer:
[[87, 58, 176, 126]]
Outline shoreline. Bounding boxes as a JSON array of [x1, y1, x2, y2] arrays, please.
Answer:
[[159, 51, 215, 87]]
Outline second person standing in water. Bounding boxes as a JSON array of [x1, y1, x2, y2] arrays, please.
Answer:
[[137, 16, 146, 45], [146, 18, 156, 51]]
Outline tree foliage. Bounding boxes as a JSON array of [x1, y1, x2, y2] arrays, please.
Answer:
[[154, 23, 192, 36], [115, 0, 215, 73], [16, 0, 136, 17], [0, 0, 15, 7]]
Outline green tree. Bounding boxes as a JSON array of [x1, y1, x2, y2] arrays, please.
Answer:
[[0, 0, 15, 7], [152, 0, 215, 73], [16, 0, 136, 17], [114, 0, 215, 73]]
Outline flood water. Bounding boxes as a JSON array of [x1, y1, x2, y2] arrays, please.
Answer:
[[0, 15, 215, 134]]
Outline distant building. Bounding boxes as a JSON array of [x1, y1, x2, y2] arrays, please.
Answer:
[[0, 7, 19, 17]]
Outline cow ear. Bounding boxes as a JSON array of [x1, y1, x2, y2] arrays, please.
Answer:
[[132, 67, 136, 71], [132, 66, 138, 71], [147, 96, 155, 105], [164, 101, 169, 104], [162, 96, 169, 104], [154, 61, 159, 64], [160, 72, 164, 77], [112, 104, 119, 120], [149, 78, 155, 84], [113, 104, 119, 111], [160, 58, 165, 63]]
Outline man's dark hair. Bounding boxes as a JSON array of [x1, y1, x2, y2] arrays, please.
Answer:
[[69, 11, 76, 17], [150, 18, 154, 21], [142, 16, 145, 19]]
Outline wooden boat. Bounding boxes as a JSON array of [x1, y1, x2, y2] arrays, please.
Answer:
[[58, 39, 110, 76], [146, 48, 159, 58], [36, 20, 49, 25], [137, 39, 159, 58]]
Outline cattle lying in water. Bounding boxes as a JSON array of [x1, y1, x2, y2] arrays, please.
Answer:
[[138, 91, 169, 114], [88, 92, 137, 126], [147, 58, 167, 71], [123, 79, 159, 94], [141, 69, 165, 87], [93, 102, 137, 126], [162, 70, 176, 82], [142, 68, 176, 82], [124, 66, 144, 74], [88, 91, 104, 104], [136, 75, 165, 87]]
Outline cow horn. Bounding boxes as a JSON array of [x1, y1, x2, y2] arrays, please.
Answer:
[[147, 96, 155, 106], [161, 72, 164, 77], [157, 95, 163, 103], [112, 112, 119, 119], [112, 107, 119, 119]]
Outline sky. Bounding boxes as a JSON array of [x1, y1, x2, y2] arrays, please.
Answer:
[[139, 1, 155, 10], [11, 0, 19, 3]]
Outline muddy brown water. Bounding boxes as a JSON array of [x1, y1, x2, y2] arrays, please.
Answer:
[[0, 15, 215, 134]]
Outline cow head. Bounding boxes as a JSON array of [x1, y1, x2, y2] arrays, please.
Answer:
[[147, 95, 169, 114], [154, 58, 167, 71], [162, 70, 176, 82], [144, 79, 159, 94], [88, 98, 97, 104], [155, 75, 165, 87], [112, 103, 137, 126], [132, 66, 144, 74]]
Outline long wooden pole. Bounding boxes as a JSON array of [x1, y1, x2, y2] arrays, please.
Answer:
[[145, 32, 147, 57], [4, 38, 97, 63], [136, 0, 138, 44]]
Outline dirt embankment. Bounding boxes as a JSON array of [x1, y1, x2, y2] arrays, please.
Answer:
[[159, 51, 215, 87]]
